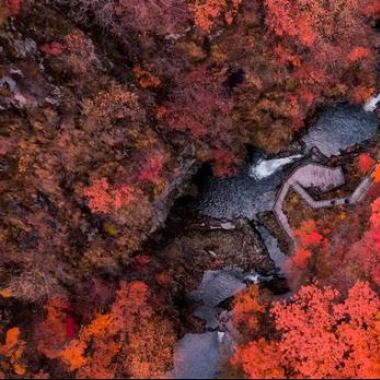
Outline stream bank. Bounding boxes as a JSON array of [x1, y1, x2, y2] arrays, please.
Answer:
[[153, 102, 380, 379]]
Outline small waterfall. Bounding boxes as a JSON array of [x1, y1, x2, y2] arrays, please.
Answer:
[[363, 92, 380, 112], [249, 154, 303, 180]]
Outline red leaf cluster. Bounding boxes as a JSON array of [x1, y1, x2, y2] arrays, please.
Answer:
[[164, 66, 240, 176], [358, 153, 376, 174], [134, 254, 152, 266], [7, 0, 22, 15], [40, 42, 64, 56], [83, 178, 137, 214], [138, 155, 165, 183]]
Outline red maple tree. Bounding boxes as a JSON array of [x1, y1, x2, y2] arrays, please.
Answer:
[[82, 178, 137, 214]]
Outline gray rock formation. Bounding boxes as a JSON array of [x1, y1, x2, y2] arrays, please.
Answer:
[[257, 226, 287, 271], [188, 269, 246, 328], [188, 269, 246, 308]]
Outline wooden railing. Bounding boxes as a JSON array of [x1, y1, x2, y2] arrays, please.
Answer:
[[273, 162, 377, 247]]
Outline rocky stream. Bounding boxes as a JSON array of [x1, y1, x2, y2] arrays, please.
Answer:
[[165, 102, 380, 379], [1, 3, 380, 378]]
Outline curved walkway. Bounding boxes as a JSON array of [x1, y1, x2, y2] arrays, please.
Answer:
[[274, 162, 376, 246]]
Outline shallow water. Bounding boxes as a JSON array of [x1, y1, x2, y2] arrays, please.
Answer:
[[198, 164, 282, 221], [198, 104, 379, 222], [302, 103, 378, 157], [188, 269, 247, 329]]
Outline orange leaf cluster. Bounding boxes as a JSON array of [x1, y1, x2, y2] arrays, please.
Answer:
[[0, 327, 26, 376], [232, 285, 266, 333], [59, 341, 87, 371], [83, 86, 140, 122], [133, 66, 161, 88], [371, 164, 380, 182], [0, 287, 11, 298], [232, 338, 284, 379], [156, 106, 168, 119], [191, 0, 242, 32]]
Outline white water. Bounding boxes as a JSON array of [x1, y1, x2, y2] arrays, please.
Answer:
[[249, 154, 303, 180], [363, 92, 380, 112]]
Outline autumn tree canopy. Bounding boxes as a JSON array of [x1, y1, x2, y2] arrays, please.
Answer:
[[33, 281, 175, 379], [0, 1, 380, 379], [230, 168, 380, 379], [232, 281, 380, 379]]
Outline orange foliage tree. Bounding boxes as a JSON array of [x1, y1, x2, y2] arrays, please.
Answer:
[[35, 281, 175, 379], [371, 164, 380, 182], [283, 219, 332, 290], [344, 196, 380, 287], [232, 281, 380, 379], [190, 0, 242, 32], [232, 185, 380, 379]]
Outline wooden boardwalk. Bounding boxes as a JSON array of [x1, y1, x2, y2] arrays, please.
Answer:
[[274, 163, 376, 246]]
